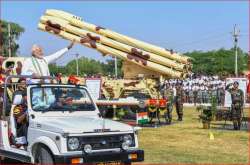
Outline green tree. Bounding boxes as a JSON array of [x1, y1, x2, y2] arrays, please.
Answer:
[[185, 48, 247, 76], [49, 63, 68, 75], [0, 20, 25, 56], [102, 58, 123, 77], [49, 57, 123, 76], [50, 48, 247, 77]]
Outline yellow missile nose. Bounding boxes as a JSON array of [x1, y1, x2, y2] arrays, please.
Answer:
[[45, 9, 83, 22]]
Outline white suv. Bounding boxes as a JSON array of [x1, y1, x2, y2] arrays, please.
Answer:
[[0, 76, 144, 164]]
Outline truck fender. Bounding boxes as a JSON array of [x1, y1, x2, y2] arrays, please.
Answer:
[[29, 136, 60, 163]]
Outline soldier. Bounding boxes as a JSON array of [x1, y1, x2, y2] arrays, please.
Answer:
[[164, 83, 174, 124], [192, 83, 198, 106], [175, 83, 185, 121], [225, 81, 244, 130]]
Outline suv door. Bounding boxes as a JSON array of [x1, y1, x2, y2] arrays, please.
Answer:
[[0, 119, 10, 149]]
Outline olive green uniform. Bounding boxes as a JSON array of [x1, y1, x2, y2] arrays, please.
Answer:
[[175, 86, 184, 121], [225, 84, 244, 130], [164, 87, 174, 124]]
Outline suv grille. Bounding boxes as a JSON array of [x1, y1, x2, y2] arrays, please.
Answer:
[[79, 134, 135, 150]]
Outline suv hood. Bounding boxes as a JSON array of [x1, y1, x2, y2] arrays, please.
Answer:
[[32, 116, 133, 134]]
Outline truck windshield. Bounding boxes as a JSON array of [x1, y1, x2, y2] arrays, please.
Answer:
[[31, 86, 96, 112]]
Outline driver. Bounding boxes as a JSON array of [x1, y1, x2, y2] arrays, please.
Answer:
[[58, 97, 73, 106], [56, 89, 73, 106]]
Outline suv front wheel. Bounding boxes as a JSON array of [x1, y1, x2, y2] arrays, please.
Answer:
[[35, 145, 54, 165]]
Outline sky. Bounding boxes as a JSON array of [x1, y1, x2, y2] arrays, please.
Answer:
[[2, 0, 249, 66]]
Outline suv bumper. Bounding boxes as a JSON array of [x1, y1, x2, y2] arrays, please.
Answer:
[[54, 149, 144, 164]]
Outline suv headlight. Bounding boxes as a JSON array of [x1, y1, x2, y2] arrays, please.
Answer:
[[123, 135, 133, 145], [68, 137, 80, 151], [122, 142, 130, 150], [83, 144, 92, 153], [122, 134, 133, 150], [123, 134, 132, 145]]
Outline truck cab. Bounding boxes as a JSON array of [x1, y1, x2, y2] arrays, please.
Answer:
[[0, 75, 144, 164]]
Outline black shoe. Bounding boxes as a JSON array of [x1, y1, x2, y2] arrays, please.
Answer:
[[233, 123, 238, 130], [166, 121, 171, 125], [238, 122, 241, 130]]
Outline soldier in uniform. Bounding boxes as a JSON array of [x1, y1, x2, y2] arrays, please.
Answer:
[[164, 83, 174, 124], [175, 83, 185, 121], [225, 81, 244, 130]]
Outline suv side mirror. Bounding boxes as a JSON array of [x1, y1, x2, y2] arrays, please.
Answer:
[[13, 94, 23, 105]]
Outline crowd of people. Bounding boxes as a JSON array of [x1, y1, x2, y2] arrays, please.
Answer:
[[163, 75, 226, 105]]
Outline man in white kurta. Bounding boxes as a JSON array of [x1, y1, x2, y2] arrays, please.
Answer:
[[21, 41, 74, 109], [21, 41, 74, 76]]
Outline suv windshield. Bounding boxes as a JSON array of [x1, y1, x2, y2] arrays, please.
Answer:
[[31, 86, 95, 112]]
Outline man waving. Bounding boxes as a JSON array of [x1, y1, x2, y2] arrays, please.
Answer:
[[21, 41, 74, 76]]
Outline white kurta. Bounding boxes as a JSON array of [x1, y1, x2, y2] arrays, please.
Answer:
[[21, 48, 69, 76]]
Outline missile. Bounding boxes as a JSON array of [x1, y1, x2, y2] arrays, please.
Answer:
[[44, 9, 191, 64], [38, 22, 185, 78], [39, 15, 188, 71]]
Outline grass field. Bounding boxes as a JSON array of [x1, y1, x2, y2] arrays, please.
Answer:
[[138, 107, 249, 164]]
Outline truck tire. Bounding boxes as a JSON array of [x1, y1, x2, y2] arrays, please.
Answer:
[[35, 146, 54, 165]]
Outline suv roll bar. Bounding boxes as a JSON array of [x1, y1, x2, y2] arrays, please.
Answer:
[[1, 75, 57, 120]]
